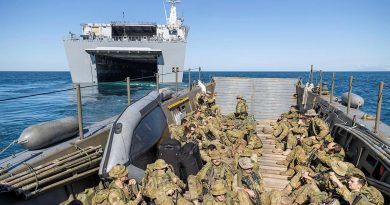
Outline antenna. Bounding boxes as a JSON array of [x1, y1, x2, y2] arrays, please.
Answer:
[[162, 0, 168, 23]]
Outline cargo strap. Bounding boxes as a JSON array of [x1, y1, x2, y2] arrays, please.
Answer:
[[24, 162, 39, 192], [74, 145, 92, 167]]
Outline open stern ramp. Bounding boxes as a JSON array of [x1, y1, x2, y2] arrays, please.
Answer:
[[214, 77, 297, 120]]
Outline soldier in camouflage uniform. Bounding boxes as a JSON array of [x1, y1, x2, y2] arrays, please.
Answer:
[[305, 109, 333, 143], [197, 151, 234, 194], [235, 95, 248, 120], [233, 157, 281, 205], [329, 172, 375, 205], [281, 106, 299, 120], [106, 165, 142, 205], [203, 179, 236, 205], [143, 159, 186, 203], [282, 119, 308, 156]]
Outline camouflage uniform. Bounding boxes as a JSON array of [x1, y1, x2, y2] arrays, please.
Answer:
[[233, 158, 281, 205], [143, 160, 185, 201], [107, 165, 131, 203], [197, 151, 234, 193], [203, 180, 236, 205], [235, 96, 248, 120], [92, 189, 110, 205]]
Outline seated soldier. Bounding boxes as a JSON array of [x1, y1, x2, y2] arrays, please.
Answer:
[[203, 179, 235, 205], [330, 172, 375, 205], [197, 151, 233, 194], [235, 95, 248, 120], [107, 164, 142, 205], [233, 157, 264, 205], [143, 159, 185, 202]]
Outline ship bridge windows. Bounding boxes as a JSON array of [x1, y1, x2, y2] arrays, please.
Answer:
[[111, 25, 157, 38]]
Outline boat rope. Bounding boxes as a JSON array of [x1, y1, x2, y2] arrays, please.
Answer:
[[0, 140, 17, 155], [73, 145, 92, 168], [23, 162, 39, 192]]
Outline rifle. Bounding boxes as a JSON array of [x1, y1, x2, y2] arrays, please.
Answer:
[[241, 176, 261, 205], [306, 148, 318, 167]]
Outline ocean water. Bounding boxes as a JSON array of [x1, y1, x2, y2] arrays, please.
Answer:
[[0, 71, 389, 158]]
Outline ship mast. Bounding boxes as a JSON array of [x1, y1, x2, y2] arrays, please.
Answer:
[[168, 0, 181, 30]]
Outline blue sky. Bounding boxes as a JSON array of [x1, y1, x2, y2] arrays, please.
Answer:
[[0, 0, 389, 71]]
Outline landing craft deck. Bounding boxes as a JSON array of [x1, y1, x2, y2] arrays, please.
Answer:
[[214, 77, 298, 191]]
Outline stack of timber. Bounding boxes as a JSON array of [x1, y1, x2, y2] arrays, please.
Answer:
[[0, 145, 102, 199]]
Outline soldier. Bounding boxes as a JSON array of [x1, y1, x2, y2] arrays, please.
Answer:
[[197, 151, 233, 193], [107, 165, 142, 205], [143, 159, 186, 203], [235, 95, 248, 120], [329, 172, 375, 205], [233, 157, 264, 205], [281, 106, 299, 120], [203, 180, 236, 205], [305, 109, 332, 143], [283, 119, 308, 155], [313, 142, 345, 170]]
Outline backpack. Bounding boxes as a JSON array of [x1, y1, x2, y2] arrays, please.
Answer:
[[361, 186, 384, 205]]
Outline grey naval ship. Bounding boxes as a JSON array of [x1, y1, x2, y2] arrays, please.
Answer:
[[64, 0, 188, 83]]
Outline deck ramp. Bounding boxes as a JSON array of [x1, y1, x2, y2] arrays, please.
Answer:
[[214, 77, 297, 191], [214, 77, 297, 120]]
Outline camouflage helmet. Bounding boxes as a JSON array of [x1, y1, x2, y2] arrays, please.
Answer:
[[109, 164, 128, 178], [330, 161, 349, 176], [305, 109, 317, 117], [236, 95, 243, 99], [239, 157, 254, 169], [210, 151, 222, 160], [154, 159, 169, 170], [210, 180, 227, 196], [211, 105, 220, 111]]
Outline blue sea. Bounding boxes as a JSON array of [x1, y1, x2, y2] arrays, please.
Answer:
[[0, 71, 389, 158]]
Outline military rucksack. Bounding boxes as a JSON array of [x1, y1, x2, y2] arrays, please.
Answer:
[[76, 187, 95, 205], [361, 186, 384, 205]]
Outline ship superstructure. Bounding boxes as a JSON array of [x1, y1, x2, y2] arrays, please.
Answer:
[[64, 0, 188, 83]]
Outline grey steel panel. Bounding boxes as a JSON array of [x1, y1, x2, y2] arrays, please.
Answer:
[[214, 77, 297, 120]]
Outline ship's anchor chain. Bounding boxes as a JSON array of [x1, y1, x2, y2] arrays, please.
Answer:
[[23, 162, 39, 192]]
